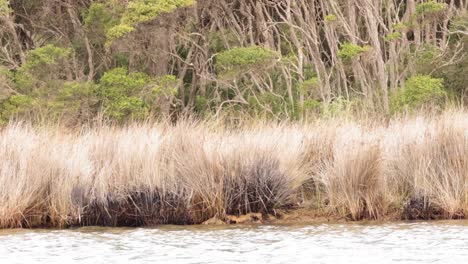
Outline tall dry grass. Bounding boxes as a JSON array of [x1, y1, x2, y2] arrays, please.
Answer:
[[0, 111, 467, 228]]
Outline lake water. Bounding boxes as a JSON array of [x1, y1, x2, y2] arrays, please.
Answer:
[[1, 221, 467, 264]]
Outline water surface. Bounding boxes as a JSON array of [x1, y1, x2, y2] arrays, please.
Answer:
[[1, 221, 467, 263]]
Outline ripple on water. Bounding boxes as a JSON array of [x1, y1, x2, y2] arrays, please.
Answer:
[[0, 221, 467, 264]]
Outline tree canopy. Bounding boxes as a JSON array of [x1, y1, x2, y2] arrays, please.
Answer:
[[0, 0, 466, 124]]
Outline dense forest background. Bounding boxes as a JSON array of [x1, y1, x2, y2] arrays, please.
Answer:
[[0, 0, 466, 124]]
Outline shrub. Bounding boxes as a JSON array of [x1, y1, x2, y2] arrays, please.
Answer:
[[390, 75, 447, 113], [106, 0, 194, 42], [216, 46, 278, 78], [0, 0, 10, 15], [50, 82, 97, 123], [324, 14, 337, 22], [14, 45, 70, 93], [384, 32, 402, 42], [416, 1, 445, 16], [106, 24, 135, 42], [97, 68, 150, 121], [338, 42, 371, 60], [0, 95, 35, 122], [298, 78, 319, 94]]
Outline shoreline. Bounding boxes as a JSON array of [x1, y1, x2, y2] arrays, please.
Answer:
[[2, 208, 466, 230]]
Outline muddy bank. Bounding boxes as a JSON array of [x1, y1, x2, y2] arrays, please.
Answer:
[[2, 205, 467, 229], [202, 206, 466, 226]]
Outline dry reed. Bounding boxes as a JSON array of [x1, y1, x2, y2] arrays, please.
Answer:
[[0, 111, 467, 228]]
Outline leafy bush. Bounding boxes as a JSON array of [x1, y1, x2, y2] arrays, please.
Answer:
[[122, 0, 193, 25], [384, 32, 402, 42], [393, 23, 407, 31], [97, 68, 150, 121], [302, 99, 321, 112], [416, 1, 445, 16], [338, 42, 370, 60], [21, 44, 70, 69], [0, 95, 35, 122], [106, 0, 194, 42], [50, 82, 97, 122], [216, 46, 278, 78], [14, 45, 70, 93], [322, 97, 355, 117], [106, 24, 136, 42], [0, 0, 10, 15], [298, 78, 319, 94], [325, 14, 337, 22], [390, 75, 447, 113], [84, 2, 123, 41], [0, 66, 13, 100]]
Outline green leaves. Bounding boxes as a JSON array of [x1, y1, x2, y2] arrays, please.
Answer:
[[0, 95, 35, 123], [390, 75, 447, 113], [106, 24, 136, 41], [97, 68, 179, 121], [384, 32, 402, 42], [216, 46, 278, 78], [416, 1, 445, 16], [13, 45, 70, 93], [106, 0, 194, 43], [83, 2, 120, 31], [338, 42, 370, 60], [324, 14, 337, 22], [21, 45, 70, 70], [0, 0, 10, 16], [97, 68, 149, 121], [122, 0, 193, 25], [298, 78, 319, 94]]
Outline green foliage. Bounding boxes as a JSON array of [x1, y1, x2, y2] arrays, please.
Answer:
[[298, 77, 319, 94], [0, 45, 90, 123], [21, 44, 70, 70], [151, 75, 178, 97], [107, 0, 194, 42], [0, 0, 466, 123], [207, 31, 239, 53], [0, 0, 10, 15], [325, 14, 337, 22], [449, 13, 468, 38], [393, 23, 407, 31], [247, 92, 291, 118], [0, 95, 35, 122], [338, 42, 370, 60], [411, 44, 439, 73], [0, 81, 98, 124], [98, 68, 150, 121], [322, 97, 355, 117], [84, 1, 124, 42], [97, 68, 178, 121], [83, 2, 121, 31], [216, 46, 278, 77], [13, 45, 70, 93], [122, 0, 193, 25], [100, 68, 149, 92], [52, 82, 96, 116], [384, 32, 402, 42], [195, 95, 209, 113], [302, 99, 321, 112], [416, 1, 445, 16], [390, 75, 447, 112], [0, 66, 13, 100], [106, 24, 136, 42]]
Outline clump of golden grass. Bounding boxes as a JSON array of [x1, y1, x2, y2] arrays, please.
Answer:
[[0, 111, 467, 228], [316, 125, 382, 220], [383, 112, 468, 219]]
